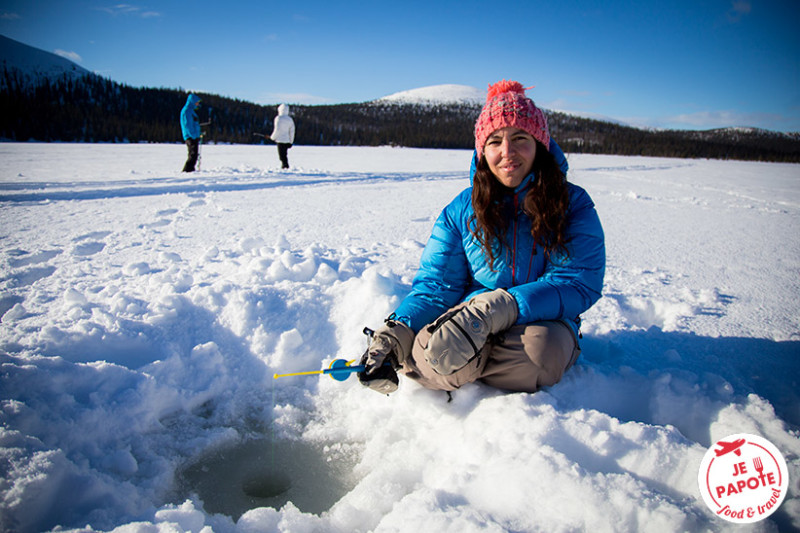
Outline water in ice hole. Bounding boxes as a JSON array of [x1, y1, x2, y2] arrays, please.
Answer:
[[176, 436, 357, 519]]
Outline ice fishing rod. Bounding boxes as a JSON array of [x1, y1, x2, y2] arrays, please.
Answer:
[[273, 358, 370, 381], [197, 108, 212, 170], [199, 107, 213, 127], [273, 327, 381, 381]]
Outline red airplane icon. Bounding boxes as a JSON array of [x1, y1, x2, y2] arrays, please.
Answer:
[[714, 438, 746, 457]]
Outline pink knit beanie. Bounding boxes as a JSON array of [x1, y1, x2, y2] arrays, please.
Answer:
[[474, 80, 550, 158]]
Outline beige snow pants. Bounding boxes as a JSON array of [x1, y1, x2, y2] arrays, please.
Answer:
[[400, 307, 580, 393]]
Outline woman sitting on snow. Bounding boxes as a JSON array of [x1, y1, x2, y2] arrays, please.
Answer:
[[358, 80, 605, 394]]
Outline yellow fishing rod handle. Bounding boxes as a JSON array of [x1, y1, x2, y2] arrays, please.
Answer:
[[272, 359, 361, 380], [273, 369, 324, 379]]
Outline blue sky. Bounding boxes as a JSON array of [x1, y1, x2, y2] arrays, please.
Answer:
[[2, 0, 799, 132]]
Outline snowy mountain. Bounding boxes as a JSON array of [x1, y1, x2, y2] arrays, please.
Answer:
[[376, 84, 485, 106], [0, 34, 90, 84], [376, 85, 635, 128]]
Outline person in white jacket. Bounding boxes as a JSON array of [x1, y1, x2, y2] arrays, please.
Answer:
[[270, 103, 296, 169]]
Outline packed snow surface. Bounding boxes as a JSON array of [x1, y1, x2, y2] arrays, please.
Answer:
[[1, 143, 798, 533]]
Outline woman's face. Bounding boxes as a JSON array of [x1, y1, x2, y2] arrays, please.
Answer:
[[483, 127, 537, 188]]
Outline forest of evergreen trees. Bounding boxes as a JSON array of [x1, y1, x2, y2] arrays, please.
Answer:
[[2, 68, 799, 163]]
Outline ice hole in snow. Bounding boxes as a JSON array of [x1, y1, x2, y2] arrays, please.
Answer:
[[175, 436, 356, 519]]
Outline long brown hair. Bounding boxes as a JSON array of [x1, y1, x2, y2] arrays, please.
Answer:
[[470, 141, 570, 268]]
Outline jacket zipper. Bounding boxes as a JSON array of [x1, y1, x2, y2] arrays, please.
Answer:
[[511, 194, 518, 284]]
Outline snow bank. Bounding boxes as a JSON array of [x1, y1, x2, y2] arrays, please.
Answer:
[[0, 144, 798, 532]]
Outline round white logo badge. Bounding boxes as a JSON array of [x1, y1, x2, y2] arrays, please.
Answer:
[[698, 433, 789, 523]]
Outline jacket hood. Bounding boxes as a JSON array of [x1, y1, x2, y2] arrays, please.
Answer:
[[185, 93, 201, 107], [278, 103, 290, 116]]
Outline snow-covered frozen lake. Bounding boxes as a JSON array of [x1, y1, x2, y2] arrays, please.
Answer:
[[1, 143, 798, 532]]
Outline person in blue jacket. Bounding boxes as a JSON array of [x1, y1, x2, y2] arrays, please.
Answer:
[[359, 80, 605, 395], [180, 93, 202, 172]]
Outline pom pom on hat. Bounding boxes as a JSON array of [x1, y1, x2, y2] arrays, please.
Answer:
[[486, 79, 528, 100], [474, 79, 550, 158]]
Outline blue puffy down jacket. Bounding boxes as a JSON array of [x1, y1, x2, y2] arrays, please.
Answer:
[[392, 140, 605, 338], [180, 94, 201, 140]]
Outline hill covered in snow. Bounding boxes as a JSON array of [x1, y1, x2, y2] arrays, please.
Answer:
[[376, 84, 485, 106], [0, 34, 90, 87]]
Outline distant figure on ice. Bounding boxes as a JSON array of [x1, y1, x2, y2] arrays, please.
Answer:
[[270, 103, 295, 169], [358, 80, 605, 396], [180, 93, 202, 172]]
